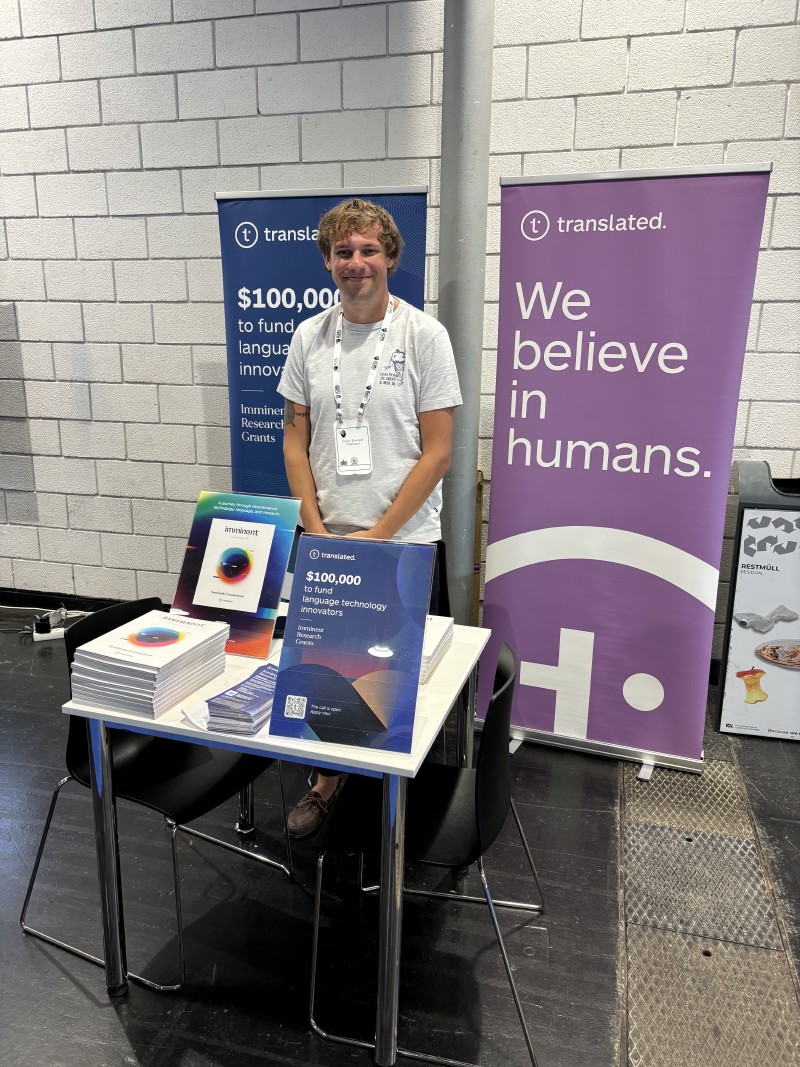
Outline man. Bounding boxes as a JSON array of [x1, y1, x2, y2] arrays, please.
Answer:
[[277, 198, 462, 837]]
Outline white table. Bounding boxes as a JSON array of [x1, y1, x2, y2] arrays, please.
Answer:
[[63, 624, 490, 1067]]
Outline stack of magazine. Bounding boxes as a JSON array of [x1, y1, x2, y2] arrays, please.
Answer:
[[422, 616, 454, 683], [71, 610, 229, 719], [206, 663, 278, 736]]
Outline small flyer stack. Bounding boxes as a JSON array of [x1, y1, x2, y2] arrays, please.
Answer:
[[206, 663, 278, 736], [422, 616, 454, 682], [71, 610, 229, 719]]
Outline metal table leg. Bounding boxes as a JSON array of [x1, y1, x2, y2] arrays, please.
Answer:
[[456, 663, 478, 768], [235, 782, 255, 834], [87, 719, 128, 996], [374, 774, 407, 1067]]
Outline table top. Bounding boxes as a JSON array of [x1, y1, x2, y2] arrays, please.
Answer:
[[63, 624, 491, 779]]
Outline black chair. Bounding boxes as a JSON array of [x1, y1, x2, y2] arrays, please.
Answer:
[[20, 597, 292, 991], [309, 643, 545, 1067]]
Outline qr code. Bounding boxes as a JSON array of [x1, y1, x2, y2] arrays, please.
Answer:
[[284, 695, 307, 720]]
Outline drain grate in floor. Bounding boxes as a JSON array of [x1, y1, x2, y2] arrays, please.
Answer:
[[624, 823, 781, 948], [623, 760, 752, 837], [627, 925, 800, 1067]]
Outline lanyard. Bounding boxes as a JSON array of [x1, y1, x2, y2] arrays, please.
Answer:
[[332, 296, 395, 424]]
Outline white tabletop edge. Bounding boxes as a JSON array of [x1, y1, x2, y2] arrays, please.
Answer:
[[63, 624, 491, 779]]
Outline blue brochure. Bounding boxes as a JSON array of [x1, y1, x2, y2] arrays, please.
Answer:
[[270, 536, 435, 753]]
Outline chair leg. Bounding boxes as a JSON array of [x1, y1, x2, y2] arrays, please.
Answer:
[[509, 797, 546, 915], [478, 857, 539, 1067], [124, 819, 185, 993], [310, 855, 508, 1067], [309, 851, 374, 1055], [19, 775, 106, 968]]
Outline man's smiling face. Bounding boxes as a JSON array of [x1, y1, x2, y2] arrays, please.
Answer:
[[325, 226, 395, 319]]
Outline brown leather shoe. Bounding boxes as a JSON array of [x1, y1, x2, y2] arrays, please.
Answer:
[[287, 779, 343, 839]]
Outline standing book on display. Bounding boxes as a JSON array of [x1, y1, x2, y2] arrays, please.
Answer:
[[270, 535, 435, 753], [172, 491, 300, 658]]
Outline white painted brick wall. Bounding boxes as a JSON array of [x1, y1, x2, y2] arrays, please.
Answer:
[[122, 343, 193, 383], [494, 0, 582, 46], [685, 0, 796, 32], [0, 2, 796, 636], [67, 125, 142, 170], [299, 7, 384, 62], [114, 261, 188, 303], [0, 129, 68, 173], [25, 382, 88, 423], [577, 93, 677, 149], [106, 171, 182, 215], [216, 15, 297, 68], [61, 420, 127, 458], [37, 174, 108, 217], [0, 261, 46, 302], [16, 302, 83, 342], [84, 302, 153, 343], [135, 23, 213, 73], [527, 40, 628, 98], [53, 341, 121, 382], [97, 459, 164, 498], [76, 218, 148, 259], [127, 423, 196, 462], [0, 37, 60, 85], [68, 494, 132, 532], [28, 81, 102, 129], [102, 75, 177, 124], [679, 85, 787, 143], [19, 0, 94, 37], [219, 116, 299, 166], [182, 166, 259, 212], [60, 30, 135, 81], [96, 0, 171, 31], [7, 491, 68, 528], [343, 56, 432, 109], [141, 120, 218, 168], [0, 176, 37, 218], [582, 0, 684, 39], [45, 263, 115, 303], [0, 85, 28, 130], [628, 32, 735, 92], [91, 383, 159, 422], [178, 70, 257, 120], [40, 528, 102, 566]]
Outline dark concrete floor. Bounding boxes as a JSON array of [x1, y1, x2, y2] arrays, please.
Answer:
[[0, 605, 797, 1067]]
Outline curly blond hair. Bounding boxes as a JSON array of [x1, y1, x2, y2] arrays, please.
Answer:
[[317, 198, 404, 275]]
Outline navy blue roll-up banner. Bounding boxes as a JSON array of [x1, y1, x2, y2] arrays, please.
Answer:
[[216, 187, 428, 495]]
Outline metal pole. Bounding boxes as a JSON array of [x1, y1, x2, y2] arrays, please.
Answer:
[[438, 0, 496, 624]]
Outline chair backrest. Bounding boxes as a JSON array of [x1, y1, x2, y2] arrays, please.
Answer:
[[475, 643, 518, 853], [65, 597, 163, 783]]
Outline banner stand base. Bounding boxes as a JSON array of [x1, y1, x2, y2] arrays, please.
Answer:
[[504, 725, 704, 774]]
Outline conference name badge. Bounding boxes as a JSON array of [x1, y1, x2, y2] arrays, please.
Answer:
[[334, 419, 372, 476]]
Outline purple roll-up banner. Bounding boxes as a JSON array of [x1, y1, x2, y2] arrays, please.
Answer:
[[482, 165, 770, 769]]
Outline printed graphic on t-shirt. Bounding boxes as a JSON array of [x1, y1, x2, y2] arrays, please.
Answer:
[[380, 348, 406, 386]]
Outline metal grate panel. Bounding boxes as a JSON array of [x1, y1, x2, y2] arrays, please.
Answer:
[[623, 760, 752, 837], [624, 823, 781, 948], [627, 925, 800, 1067]]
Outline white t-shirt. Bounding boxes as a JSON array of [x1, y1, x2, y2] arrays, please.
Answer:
[[277, 300, 462, 543]]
